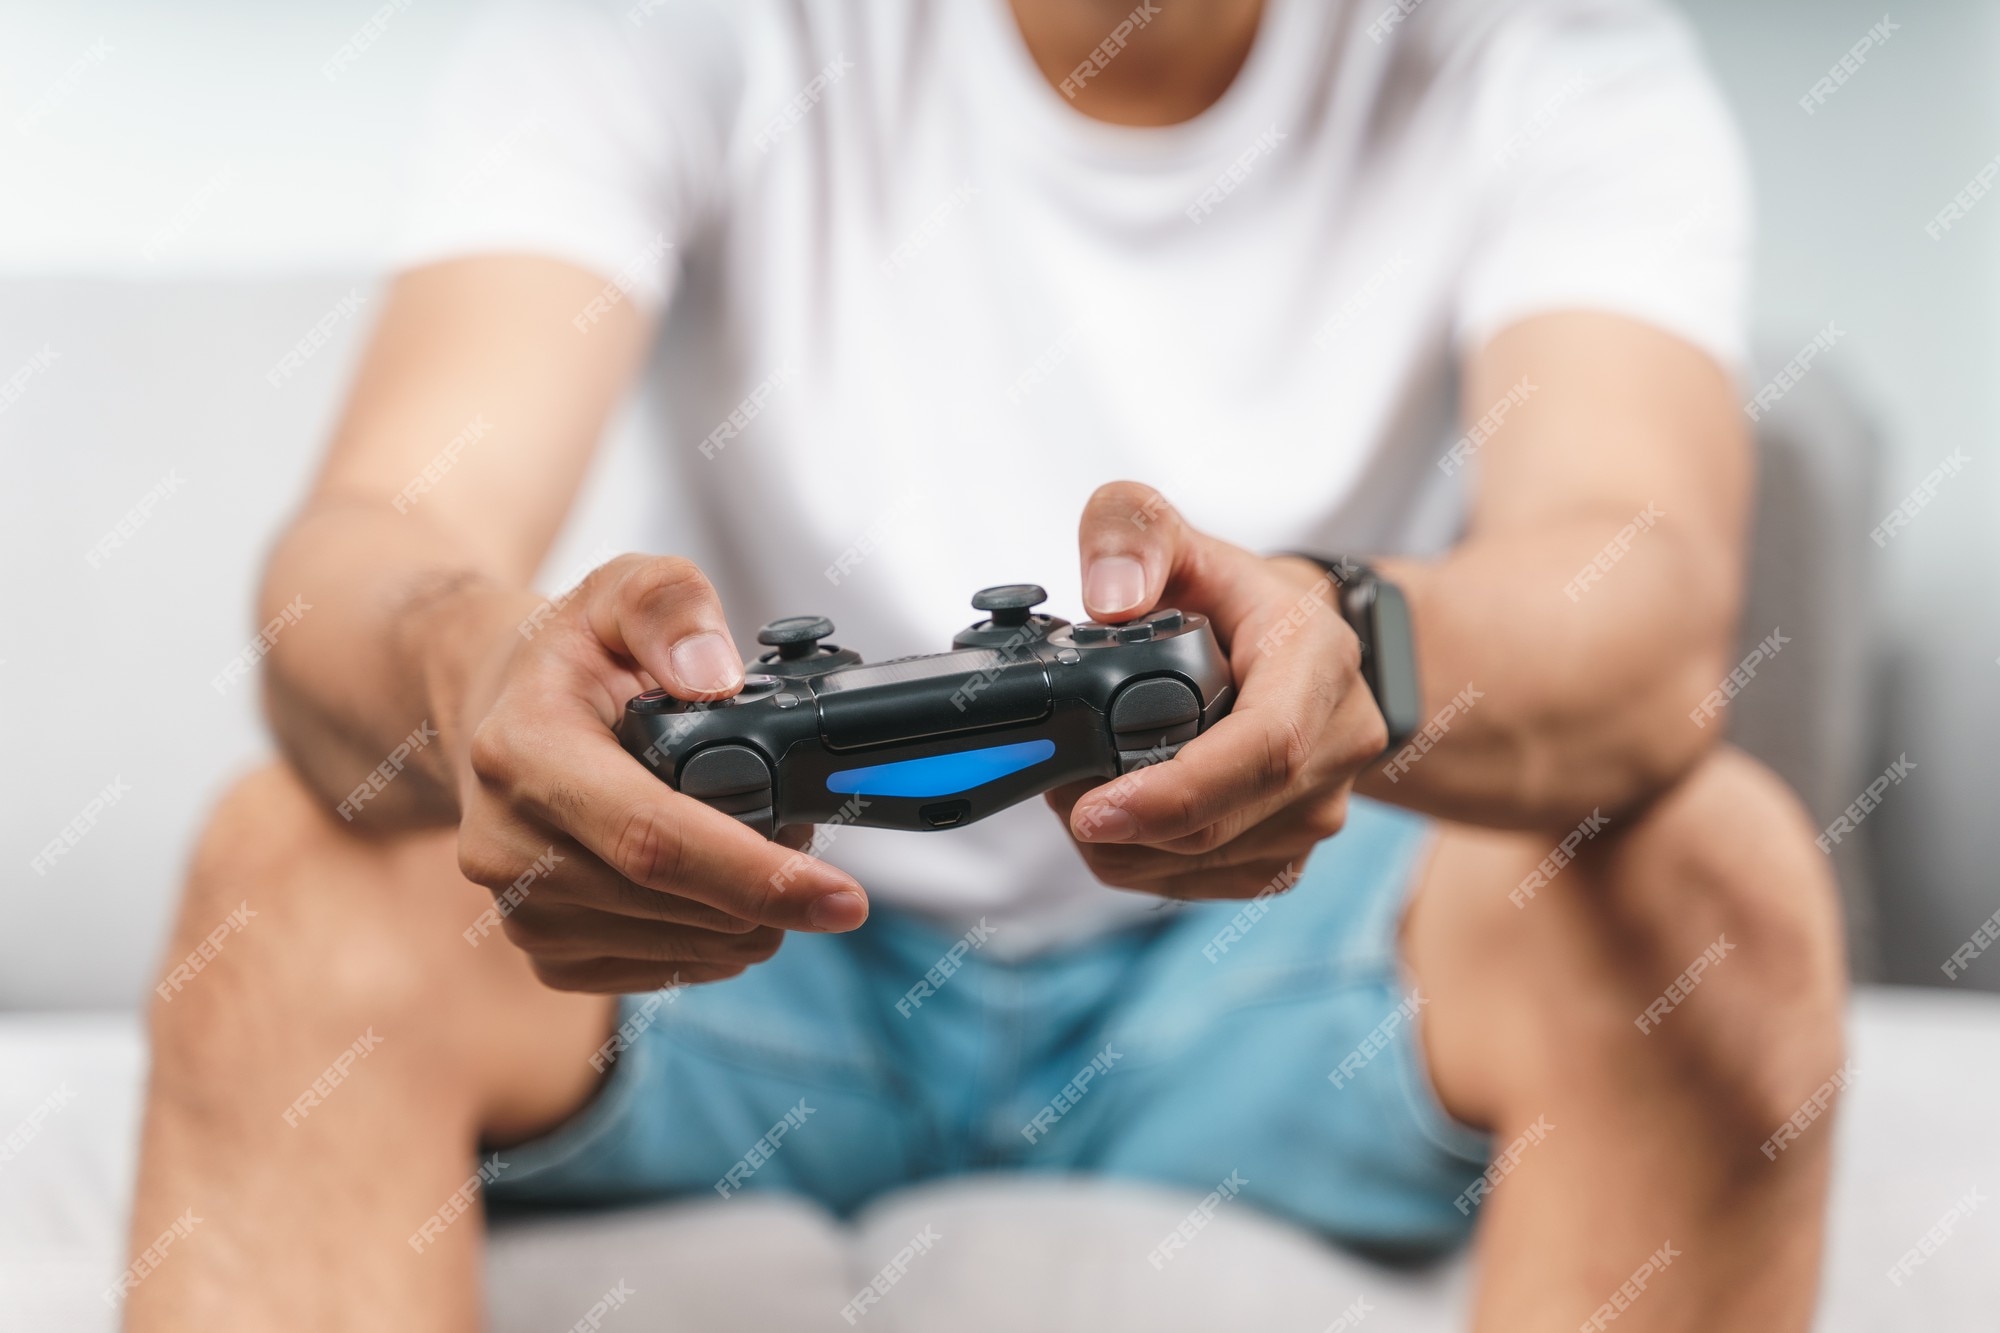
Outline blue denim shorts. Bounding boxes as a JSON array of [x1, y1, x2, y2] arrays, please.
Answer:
[[487, 797, 1489, 1256]]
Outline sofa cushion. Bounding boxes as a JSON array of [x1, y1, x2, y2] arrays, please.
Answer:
[[4, 988, 1995, 1331]]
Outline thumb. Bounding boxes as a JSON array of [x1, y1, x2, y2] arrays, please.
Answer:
[[581, 554, 745, 701], [1078, 481, 1272, 633]]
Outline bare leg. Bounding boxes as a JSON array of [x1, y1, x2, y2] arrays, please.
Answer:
[[1407, 746, 1847, 1331], [124, 764, 614, 1332]]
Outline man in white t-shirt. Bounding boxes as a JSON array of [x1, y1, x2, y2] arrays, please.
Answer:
[[128, 0, 1845, 1327]]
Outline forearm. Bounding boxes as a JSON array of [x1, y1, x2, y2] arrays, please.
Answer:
[[1357, 509, 1740, 829], [258, 497, 541, 832]]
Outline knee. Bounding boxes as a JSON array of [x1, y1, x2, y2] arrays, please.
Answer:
[[146, 764, 454, 1090], [1595, 747, 1849, 1126]]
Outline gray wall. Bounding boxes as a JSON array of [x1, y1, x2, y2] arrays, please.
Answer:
[[1678, 0, 2000, 989]]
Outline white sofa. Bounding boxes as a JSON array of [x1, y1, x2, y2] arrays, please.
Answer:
[[4, 990, 1997, 1331]]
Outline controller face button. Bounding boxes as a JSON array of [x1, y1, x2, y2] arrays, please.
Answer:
[[773, 692, 801, 709], [1054, 647, 1081, 665], [677, 745, 774, 799], [1109, 677, 1201, 736], [1072, 608, 1186, 645]]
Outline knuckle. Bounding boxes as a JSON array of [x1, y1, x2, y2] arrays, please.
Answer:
[[572, 553, 647, 605], [498, 912, 551, 955], [612, 803, 686, 889], [601, 872, 676, 920], [528, 957, 595, 993], [1088, 479, 1177, 538], [1164, 782, 1210, 840], [1325, 620, 1364, 676], [1076, 846, 1145, 890], [1316, 635, 1387, 763], [646, 884, 759, 933], [1352, 703, 1390, 763], [740, 872, 783, 926], [621, 556, 714, 616], [1305, 793, 1350, 840], [727, 929, 784, 964], [498, 905, 576, 958], [1262, 714, 1315, 792], [455, 837, 508, 891], [1171, 823, 1230, 857], [648, 925, 729, 966], [466, 720, 516, 790]]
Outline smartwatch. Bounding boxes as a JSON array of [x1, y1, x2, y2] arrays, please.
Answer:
[[1280, 554, 1423, 752]]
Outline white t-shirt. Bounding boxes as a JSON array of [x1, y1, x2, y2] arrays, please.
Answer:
[[396, 0, 1750, 956]]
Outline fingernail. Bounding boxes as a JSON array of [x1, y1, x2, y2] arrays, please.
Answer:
[[1085, 555, 1147, 617], [1076, 804, 1138, 842], [809, 890, 868, 932], [670, 632, 742, 694]]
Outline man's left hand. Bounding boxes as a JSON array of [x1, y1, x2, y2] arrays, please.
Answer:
[[1046, 481, 1390, 899]]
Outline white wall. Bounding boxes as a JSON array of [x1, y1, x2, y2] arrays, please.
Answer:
[[0, 0, 477, 274]]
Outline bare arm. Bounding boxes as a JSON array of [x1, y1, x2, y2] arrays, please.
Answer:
[[260, 256, 648, 826], [1355, 311, 1752, 828]]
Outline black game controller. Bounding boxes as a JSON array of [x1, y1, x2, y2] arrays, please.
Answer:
[[618, 584, 1235, 835]]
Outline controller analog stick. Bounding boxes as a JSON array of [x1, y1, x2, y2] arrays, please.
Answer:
[[757, 615, 836, 660], [970, 584, 1048, 628]]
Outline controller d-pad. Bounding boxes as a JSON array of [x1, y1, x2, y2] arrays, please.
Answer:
[[678, 744, 775, 832]]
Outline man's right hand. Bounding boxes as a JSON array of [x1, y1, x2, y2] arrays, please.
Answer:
[[451, 553, 869, 993]]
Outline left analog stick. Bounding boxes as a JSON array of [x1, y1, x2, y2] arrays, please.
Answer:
[[757, 615, 835, 660]]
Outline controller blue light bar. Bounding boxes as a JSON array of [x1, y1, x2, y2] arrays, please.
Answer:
[[825, 739, 1057, 798]]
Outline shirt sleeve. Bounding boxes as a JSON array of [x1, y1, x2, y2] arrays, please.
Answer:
[[1454, 2, 1754, 375], [389, 0, 739, 310]]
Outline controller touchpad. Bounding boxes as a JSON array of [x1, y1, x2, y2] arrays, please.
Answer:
[[816, 651, 1052, 749]]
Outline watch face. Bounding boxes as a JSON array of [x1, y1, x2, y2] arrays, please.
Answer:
[[1366, 580, 1423, 747]]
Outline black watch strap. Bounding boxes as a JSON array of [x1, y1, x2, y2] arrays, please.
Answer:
[[1280, 553, 1423, 752]]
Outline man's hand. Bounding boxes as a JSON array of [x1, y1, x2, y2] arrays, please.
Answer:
[[253, 261, 866, 995], [451, 554, 868, 993], [1045, 482, 1388, 899]]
